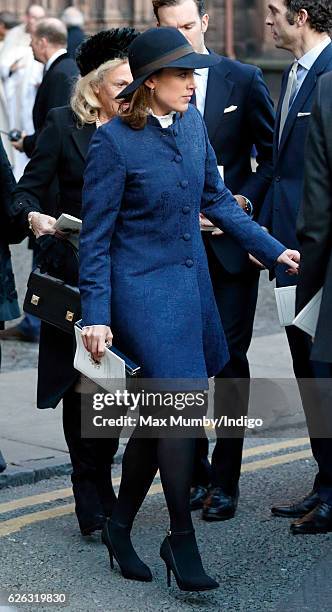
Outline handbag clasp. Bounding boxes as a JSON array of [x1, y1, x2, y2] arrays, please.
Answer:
[[65, 311, 74, 322], [31, 294, 40, 306]]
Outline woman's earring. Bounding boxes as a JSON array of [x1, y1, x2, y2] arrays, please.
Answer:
[[151, 89, 155, 96]]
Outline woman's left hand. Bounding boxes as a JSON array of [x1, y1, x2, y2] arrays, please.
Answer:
[[277, 249, 300, 275]]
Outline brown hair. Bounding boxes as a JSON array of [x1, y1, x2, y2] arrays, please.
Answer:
[[120, 84, 151, 130], [152, 0, 206, 20]]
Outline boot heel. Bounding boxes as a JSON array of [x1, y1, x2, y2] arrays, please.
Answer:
[[166, 564, 171, 587], [101, 532, 114, 569]]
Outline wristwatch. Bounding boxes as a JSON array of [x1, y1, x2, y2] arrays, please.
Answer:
[[241, 196, 254, 217]]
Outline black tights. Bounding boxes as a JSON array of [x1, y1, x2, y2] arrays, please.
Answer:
[[112, 436, 196, 533]]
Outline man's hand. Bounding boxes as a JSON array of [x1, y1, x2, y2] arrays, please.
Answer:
[[200, 213, 224, 236], [234, 194, 247, 210], [277, 249, 300, 275], [81, 325, 113, 362], [12, 132, 26, 152]]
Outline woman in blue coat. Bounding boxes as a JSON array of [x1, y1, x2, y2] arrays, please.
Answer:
[[79, 28, 300, 592]]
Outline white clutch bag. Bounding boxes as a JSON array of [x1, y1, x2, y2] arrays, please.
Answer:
[[74, 321, 140, 392]]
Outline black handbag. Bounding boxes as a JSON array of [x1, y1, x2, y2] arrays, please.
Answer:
[[23, 267, 81, 334]]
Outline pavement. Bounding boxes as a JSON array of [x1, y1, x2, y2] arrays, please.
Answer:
[[0, 266, 306, 489]]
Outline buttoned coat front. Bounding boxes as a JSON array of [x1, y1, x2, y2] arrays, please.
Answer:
[[80, 106, 284, 380]]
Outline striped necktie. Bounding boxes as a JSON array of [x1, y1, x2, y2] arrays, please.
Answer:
[[279, 60, 299, 145]]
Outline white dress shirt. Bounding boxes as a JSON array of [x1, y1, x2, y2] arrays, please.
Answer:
[[194, 46, 210, 116], [44, 48, 67, 73]]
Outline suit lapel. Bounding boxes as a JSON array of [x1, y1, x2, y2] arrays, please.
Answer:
[[71, 123, 96, 160], [204, 53, 234, 143], [278, 43, 332, 156], [34, 53, 70, 109]]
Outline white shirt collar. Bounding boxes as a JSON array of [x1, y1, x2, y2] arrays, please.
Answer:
[[298, 37, 331, 71], [149, 109, 176, 128], [45, 48, 67, 73]]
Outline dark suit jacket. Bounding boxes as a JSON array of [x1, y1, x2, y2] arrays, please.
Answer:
[[23, 53, 79, 159], [202, 52, 275, 275], [296, 72, 332, 362], [67, 26, 85, 59], [10, 106, 95, 407], [259, 43, 332, 286], [0, 137, 19, 323]]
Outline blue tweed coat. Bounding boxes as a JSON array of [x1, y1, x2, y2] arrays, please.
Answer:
[[80, 106, 284, 379]]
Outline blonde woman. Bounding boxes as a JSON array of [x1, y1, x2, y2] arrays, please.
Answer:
[[8, 28, 139, 535]]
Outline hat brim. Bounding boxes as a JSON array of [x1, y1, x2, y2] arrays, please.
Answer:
[[116, 51, 220, 99]]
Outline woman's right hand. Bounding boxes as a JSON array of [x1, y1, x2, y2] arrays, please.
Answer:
[[28, 212, 57, 238], [81, 325, 113, 362]]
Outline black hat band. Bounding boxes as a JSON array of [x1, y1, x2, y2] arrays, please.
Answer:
[[134, 44, 193, 78]]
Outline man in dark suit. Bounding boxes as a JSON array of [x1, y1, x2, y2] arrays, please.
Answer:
[[259, 0, 332, 531], [153, 0, 275, 520], [292, 71, 332, 534], [12, 17, 79, 159]]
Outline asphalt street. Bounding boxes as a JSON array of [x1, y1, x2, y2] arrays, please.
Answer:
[[1, 436, 332, 612]]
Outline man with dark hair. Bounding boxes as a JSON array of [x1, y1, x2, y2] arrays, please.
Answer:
[[153, 0, 206, 18], [154, 0, 276, 521], [12, 17, 78, 158], [260, 0, 332, 533]]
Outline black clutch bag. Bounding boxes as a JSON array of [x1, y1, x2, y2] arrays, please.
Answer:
[[23, 268, 81, 334]]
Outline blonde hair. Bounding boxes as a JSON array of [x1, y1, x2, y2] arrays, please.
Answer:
[[71, 58, 127, 126]]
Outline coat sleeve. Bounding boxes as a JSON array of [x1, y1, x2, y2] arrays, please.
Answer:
[[238, 68, 275, 216], [79, 126, 126, 327], [10, 109, 62, 232], [296, 77, 332, 312], [199, 116, 285, 269], [0, 136, 16, 239]]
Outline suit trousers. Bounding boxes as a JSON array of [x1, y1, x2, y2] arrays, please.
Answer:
[[62, 385, 120, 523], [285, 325, 332, 504], [192, 241, 260, 494]]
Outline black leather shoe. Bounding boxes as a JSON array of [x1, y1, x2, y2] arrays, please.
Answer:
[[290, 502, 332, 535], [271, 491, 320, 518], [0, 450, 6, 473], [190, 486, 208, 511], [202, 486, 239, 522]]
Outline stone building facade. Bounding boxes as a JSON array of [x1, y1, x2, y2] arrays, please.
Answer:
[[3, 0, 283, 60]]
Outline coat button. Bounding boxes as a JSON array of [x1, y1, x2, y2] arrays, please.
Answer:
[[183, 233, 191, 241], [275, 176, 281, 182], [173, 129, 178, 136], [180, 180, 188, 189], [182, 206, 190, 214], [174, 154, 182, 163], [185, 259, 194, 268]]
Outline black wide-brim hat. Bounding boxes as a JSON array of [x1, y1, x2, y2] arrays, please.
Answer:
[[116, 27, 220, 99]]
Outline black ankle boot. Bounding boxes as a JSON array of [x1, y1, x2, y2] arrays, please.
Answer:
[[72, 479, 106, 536], [160, 529, 219, 591], [101, 519, 152, 582]]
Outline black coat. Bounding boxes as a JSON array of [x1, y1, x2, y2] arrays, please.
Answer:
[[11, 106, 95, 407], [296, 72, 332, 363], [67, 26, 85, 59], [202, 53, 275, 275], [0, 137, 19, 325], [23, 54, 79, 159]]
